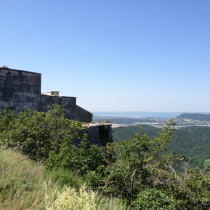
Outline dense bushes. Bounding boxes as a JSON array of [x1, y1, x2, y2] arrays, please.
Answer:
[[1, 107, 210, 209], [47, 140, 106, 176], [0, 105, 84, 161], [132, 188, 178, 210]]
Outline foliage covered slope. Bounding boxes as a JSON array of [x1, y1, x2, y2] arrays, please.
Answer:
[[113, 125, 210, 168], [1, 107, 210, 209], [168, 126, 210, 167]]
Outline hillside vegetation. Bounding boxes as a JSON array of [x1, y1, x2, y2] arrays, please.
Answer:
[[113, 125, 210, 168], [1, 106, 210, 209], [0, 148, 45, 209], [113, 125, 159, 141], [168, 126, 210, 167], [0, 148, 126, 210]]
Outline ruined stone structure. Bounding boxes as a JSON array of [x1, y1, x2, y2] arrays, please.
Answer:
[[0, 67, 92, 122], [0, 67, 113, 145], [85, 123, 112, 146]]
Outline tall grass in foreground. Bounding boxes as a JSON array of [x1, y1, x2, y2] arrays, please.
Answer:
[[45, 185, 127, 210], [0, 148, 46, 210], [0, 148, 127, 210]]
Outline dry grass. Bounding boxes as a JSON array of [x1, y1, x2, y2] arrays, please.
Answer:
[[0, 148, 46, 210], [0, 148, 127, 210]]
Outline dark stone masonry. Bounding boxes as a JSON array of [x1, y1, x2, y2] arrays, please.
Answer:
[[85, 123, 113, 146], [0, 67, 112, 145], [0, 67, 92, 122]]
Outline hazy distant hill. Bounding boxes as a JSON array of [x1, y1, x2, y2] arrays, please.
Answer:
[[177, 113, 210, 121], [113, 125, 210, 167]]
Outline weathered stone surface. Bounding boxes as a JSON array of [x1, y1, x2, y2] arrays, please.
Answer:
[[0, 67, 92, 123], [84, 123, 113, 146]]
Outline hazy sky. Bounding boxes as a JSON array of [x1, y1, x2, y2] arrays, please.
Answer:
[[1, 0, 210, 112]]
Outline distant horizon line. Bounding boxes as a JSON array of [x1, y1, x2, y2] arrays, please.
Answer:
[[91, 111, 210, 119], [92, 111, 210, 113]]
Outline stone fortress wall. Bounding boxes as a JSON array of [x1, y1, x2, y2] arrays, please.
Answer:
[[0, 67, 92, 122], [0, 67, 112, 145], [0, 68, 41, 112]]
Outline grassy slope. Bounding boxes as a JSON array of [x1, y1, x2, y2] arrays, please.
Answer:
[[0, 148, 46, 210], [0, 149, 126, 210]]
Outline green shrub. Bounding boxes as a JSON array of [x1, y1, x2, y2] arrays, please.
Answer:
[[47, 140, 106, 176], [0, 105, 84, 161], [83, 165, 107, 190], [204, 159, 210, 170], [173, 168, 210, 209], [132, 188, 178, 210], [46, 168, 83, 189]]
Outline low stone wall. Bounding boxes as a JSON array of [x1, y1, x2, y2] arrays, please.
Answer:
[[85, 123, 113, 146]]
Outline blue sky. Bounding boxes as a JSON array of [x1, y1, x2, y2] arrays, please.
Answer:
[[1, 0, 210, 112]]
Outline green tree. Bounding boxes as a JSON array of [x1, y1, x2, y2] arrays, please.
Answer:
[[103, 124, 173, 200], [0, 105, 84, 161], [47, 140, 106, 176], [204, 159, 210, 170], [132, 188, 178, 210], [0, 109, 16, 146]]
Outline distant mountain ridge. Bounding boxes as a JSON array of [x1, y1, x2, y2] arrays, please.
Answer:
[[178, 113, 210, 121]]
